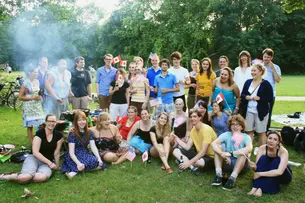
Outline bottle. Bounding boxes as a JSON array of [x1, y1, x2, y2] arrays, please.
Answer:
[[178, 155, 183, 173], [115, 80, 119, 88]]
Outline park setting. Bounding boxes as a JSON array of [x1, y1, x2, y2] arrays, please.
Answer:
[[1, 0, 305, 202]]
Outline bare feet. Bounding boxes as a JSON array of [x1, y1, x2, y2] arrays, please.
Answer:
[[253, 188, 262, 197], [247, 188, 257, 195], [0, 173, 18, 181]]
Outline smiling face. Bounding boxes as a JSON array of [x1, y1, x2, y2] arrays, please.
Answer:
[[212, 102, 220, 113], [230, 121, 242, 133], [220, 69, 229, 83], [190, 112, 201, 126], [198, 105, 207, 116], [263, 53, 273, 65], [135, 66, 142, 75], [151, 58, 159, 67], [251, 66, 263, 79], [172, 57, 181, 67], [175, 99, 184, 111], [39, 57, 48, 69], [158, 113, 168, 126], [141, 109, 149, 121], [191, 61, 199, 72], [76, 59, 85, 69], [127, 108, 136, 119], [77, 117, 87, 130], [161, 62, 169, 72], [202, 60, 210, 71], [104, 56, 113, 66], [240, 55, 248, 66], [219, 58, 228, 68], [30, 68, 39, 80], [45, 115, 57, 131], [267, 133, 280, 149]]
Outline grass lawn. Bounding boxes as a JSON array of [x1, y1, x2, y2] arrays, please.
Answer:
[[276, 75, 305, 96], [1, 101, 305, 203]]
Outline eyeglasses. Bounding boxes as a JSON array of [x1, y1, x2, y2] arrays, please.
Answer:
[[231, 123, 241, 127]]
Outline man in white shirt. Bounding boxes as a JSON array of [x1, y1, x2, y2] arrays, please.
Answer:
[[168, 51, 190, 112]]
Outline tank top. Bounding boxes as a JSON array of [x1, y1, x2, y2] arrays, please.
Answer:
[[131, 76, 146, 103], [172, 117, 187, 138], [136, 121, 152, 144]]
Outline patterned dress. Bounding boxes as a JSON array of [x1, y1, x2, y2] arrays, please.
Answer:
[[22, 79, 44, 128], [62, 131, 99, 173]]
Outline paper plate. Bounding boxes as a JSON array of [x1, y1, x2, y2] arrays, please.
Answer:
[[4, 144, 15, 149]]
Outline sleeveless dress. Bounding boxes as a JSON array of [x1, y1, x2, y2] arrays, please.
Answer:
[[128, 121, 152, 153], [252, 146, 292, 194], [62, 131, 99, 173], [209, 86, 236, 112], [95, 128, 129, 158], [22, 79, 44, 128], [172, 117, 187, 139]]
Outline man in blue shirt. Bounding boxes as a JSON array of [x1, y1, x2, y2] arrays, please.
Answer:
[[262, 48, 281, 130], [146, 54, 161, 113], [153, 59, 179, 119], [96, 54, 117, 111]]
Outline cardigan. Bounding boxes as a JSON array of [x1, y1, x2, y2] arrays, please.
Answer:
[[241, 79, 274, 121]]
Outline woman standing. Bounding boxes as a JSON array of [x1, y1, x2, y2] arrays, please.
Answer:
[[187, 59, 199, 109], [130, 66, 150, 114], [117, 106, 141, 140], [209, 101, 229, 136], [128, 109, 155, 155], [62, 110, 105, 179], [241, 64, 273, 146], [234, 51, 252, 93], [128, 62, 136, 83], [0, 114, 63, 183], [215, 55, 229, 77], [19, 65, 45, 143], [195, 57, 216, 104], [209, 67, 240, 115], [109, 68, 130, 122], [91, 112, 129, 165], [248, 131, 292, 197], [150, 112, 173, 173]]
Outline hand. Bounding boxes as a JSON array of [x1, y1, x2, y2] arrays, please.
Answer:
[[233, 108, 238, 115], [158, 148, 166, 157], [49, 162, 57, 170], [141, 102, 147, 110], [56, 98, 63, 103], [246, 96, 252, 101], [179, 80, 185, 84], [161, 88, 168, 94], [254, 172, 261, 180], [179, 161, 191, 170], [190, 84, 196, 88], [98, 161, 104, 167], [249, 161, 257, 169], [88, 96, 92, 101], [253, 96, 260, 101], [70, 92, 74, 97], [77, 163, 85, 171], [150, 86, 154, 91], [35, 95, 42, 100], [220, 152, 230, 159], [114, 87, 119, 92]]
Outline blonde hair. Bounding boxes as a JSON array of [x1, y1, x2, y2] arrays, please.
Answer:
[[252, 63, 267, 77], [96, 112, 111, 131], [155, 112, 171, 139]]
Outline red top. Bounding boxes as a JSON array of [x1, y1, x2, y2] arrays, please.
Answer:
[[118, 116, 141, 140]]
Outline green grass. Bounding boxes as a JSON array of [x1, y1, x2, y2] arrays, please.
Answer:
[[276, 75, 305, 96], [1, 101, 305, 203]]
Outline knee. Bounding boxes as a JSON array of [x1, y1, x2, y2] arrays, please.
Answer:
[[17, 175, 33, 184], [103, 153, 118, 162], [173, 148, 181, 157], [32, 174, 48, 183]]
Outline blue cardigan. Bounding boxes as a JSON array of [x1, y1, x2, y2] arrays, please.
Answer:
[[241, 79, 274, 121]]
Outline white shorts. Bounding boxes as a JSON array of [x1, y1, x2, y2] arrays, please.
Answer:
[[245, 111, 269, 133]]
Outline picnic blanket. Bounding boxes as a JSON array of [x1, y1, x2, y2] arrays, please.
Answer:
[[272, 113, 305, 126]]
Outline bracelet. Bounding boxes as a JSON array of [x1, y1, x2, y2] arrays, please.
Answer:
[[48, 162, 53, 167]]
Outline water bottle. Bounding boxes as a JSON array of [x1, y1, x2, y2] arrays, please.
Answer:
[[178, 155, 183, 173]]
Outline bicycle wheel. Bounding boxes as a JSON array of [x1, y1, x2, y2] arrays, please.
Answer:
[[7, 91, 22, 109]]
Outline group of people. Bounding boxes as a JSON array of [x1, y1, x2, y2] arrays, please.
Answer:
[[0, 48, 292, 197]]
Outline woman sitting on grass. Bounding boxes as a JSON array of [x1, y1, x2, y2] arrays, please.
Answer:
[[0, 114, 63, 183], [195, 100, 210, 125], [150, 112, 173, 173], [62, 110, 106, 179], [209, 101, 229, 136], [90, 112, 130, 165], [248, 131, 292, 197], [117, 106, 141, 140]]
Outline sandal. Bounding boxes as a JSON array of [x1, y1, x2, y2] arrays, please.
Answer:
[[161, 163, 165, 170], [166, 168, 173, 174]]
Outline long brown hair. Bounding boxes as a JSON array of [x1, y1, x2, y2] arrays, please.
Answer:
[[155, 112, 171, 139], [200, 57, 214, 79], [221, 67, 234, 87], [73, 110, 90, 144]]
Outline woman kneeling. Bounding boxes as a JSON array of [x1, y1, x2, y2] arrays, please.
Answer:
[[248, 131, 292, 197], [62, 110, 105, 179], [0, 114, 63, 183]]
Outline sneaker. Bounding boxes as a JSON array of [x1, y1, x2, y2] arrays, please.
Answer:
[[211, 175, 222, 186], [175, 159, 181, 165], [222, 178, 235, 191], [191, 167, 200, 176]]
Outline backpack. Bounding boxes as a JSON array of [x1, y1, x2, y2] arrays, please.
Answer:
[[294, 129, 305, 152], [10, 150, 31, 163], [281, 126, 297, 146]]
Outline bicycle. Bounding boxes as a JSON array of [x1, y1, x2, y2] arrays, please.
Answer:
[[0, 78, 23, 110]]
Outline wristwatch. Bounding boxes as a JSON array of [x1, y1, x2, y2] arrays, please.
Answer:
[[230, 151, 234, 157]]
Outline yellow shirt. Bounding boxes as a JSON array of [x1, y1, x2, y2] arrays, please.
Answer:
[[190, 123, 217, 158], [195, 72, 216, 97]]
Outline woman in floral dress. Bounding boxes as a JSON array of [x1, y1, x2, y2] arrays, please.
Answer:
[[19, 65, 45, 144]]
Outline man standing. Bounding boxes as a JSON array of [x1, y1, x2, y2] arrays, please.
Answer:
[[153, 59, 179, 119], [44, 59, 72, 119], [262, 48, 281, 130], [168, 51, 190, 111], [96, 54, 117, 111], [70, 56, 92, 109], [37, 57, 48, 91], [146, 54, 161, 113], [173, 109, 217, 175]]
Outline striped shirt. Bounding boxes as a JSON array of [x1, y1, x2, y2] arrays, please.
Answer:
[[131, 76, 146, 103]]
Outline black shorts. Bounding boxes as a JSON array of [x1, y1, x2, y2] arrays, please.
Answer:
[[179, 147, 213, 167]]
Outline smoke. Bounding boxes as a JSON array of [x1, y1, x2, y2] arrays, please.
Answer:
[[11, 3, 96, 71]]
